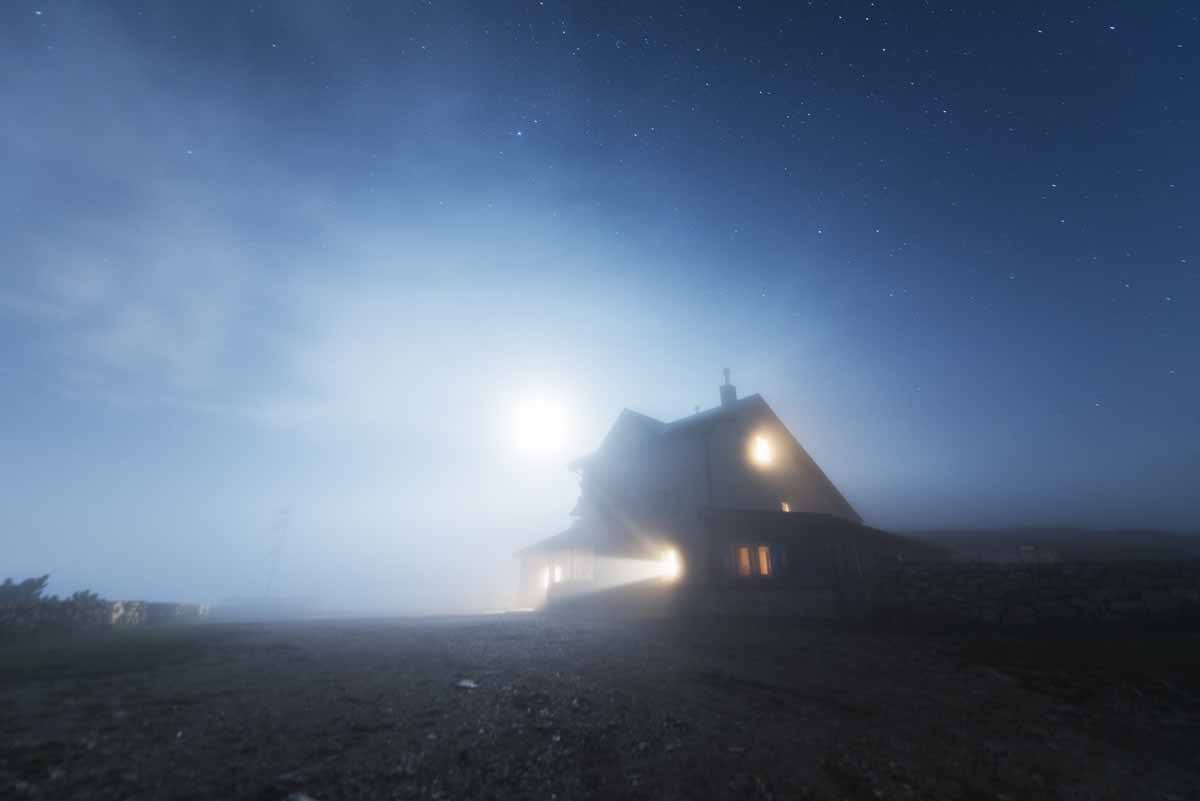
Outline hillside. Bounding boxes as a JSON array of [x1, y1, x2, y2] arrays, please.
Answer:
[[903, 528, 1200, 563]]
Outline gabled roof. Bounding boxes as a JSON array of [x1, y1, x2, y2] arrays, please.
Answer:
[[700, 508, 948, 563], [616, 407, 667, 432], [660, 394, 764, 436], [518, 509, 946, 563], [515, 518, 660, 559], [701, 508, 873, 537], [514, 522, 601, 555], [569, 395, 763, 469], [566, 391, 862, 525]]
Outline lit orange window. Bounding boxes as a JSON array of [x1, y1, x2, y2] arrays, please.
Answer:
[[780, 501, 790, 513], [757, 545, 772, 576], [736, 546, 752, 577]]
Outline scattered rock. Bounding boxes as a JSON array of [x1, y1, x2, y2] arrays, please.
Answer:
[[274, 769, 308, 787]]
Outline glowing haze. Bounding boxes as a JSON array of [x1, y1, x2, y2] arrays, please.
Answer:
[[513, 397, 569, 457], [1, 3, 1196, 613]]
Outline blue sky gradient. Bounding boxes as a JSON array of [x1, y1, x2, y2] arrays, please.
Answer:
[[2, 1, 1196, 610]]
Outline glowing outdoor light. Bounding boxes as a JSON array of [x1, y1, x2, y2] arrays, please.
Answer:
[[658, 548, 682, 581], [750, 434, 773, 466], [513, 397, 568, 456]]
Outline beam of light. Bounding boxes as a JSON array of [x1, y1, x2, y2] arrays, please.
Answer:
[[750, 434, 773, 466], [536, 554, 680, 602]]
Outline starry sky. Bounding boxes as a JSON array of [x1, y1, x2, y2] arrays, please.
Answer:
[[1, 1, 1197, 610]]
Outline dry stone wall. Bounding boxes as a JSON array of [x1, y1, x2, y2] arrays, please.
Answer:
[[1, 600, 208, 637], [0, 599, 111, 636]]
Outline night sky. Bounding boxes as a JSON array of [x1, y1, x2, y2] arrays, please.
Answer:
[[1, 2, 1196, 610]]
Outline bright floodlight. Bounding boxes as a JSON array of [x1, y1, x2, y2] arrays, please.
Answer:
[[513, 397, 567, 456], [750, 434, 773, 466], [658, 548, 682, 581]]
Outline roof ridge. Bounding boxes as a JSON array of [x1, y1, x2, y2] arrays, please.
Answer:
[[617, 407, 667, 427], [660, 393, 765, 431]]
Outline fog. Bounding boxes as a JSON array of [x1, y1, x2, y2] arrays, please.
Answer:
[[2, 4, 1196, 614]]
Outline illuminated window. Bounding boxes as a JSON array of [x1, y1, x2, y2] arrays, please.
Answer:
[[780, 501, 790, 513], [734, 545, 775, 577], [736, 546, 752, 577], [757, 545, 772, 577], [541, 567, 550, 590], [750, 435, 773, 466], [553, 564, 563, 583]]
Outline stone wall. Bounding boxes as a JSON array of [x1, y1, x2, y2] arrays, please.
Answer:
[[0, 599, 111, 637], [1, 600, 208, 638], [110, 601, 208, 626], [865, 560, 1200, 627]]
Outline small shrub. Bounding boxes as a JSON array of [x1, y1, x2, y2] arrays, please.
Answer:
[[0, 575, 51, 603], [0, 576, 111, 640]]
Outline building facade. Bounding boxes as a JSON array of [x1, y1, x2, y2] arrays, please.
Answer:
[[516, 372, 932, 610]]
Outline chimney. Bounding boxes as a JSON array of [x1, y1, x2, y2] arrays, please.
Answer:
[[719, 368, 737, 408]]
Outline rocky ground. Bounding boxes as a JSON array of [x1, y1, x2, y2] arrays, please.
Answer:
[[1, 615, 1198, 800]]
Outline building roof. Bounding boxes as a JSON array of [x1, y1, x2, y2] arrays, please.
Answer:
[[515, 518, 662, 559], [518, 508, 948, 564], [700, 508, 948, 562], [514, 523, 600, 555], [568, 395, 765, 470], [569, 392, 861, 525], [700, 507, 875, 538], [659, 394, 763, 435]]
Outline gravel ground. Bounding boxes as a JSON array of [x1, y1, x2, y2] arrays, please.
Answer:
[[2, 615, 1198, 800]]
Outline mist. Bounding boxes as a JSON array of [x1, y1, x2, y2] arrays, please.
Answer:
[[2, 2, 1196, 614]]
